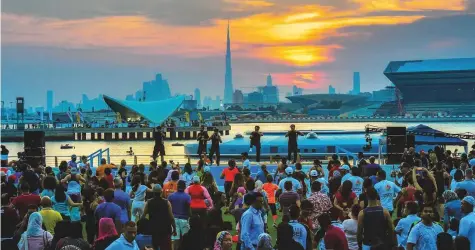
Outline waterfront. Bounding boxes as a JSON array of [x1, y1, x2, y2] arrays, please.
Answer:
[[3, 122, 474, 164]]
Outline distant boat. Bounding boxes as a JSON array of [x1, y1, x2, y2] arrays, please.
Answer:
[[60, 144, 75, 149], [172, 142, 184, 146]]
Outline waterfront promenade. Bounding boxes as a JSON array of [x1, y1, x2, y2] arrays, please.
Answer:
[[230, 115, 475, 123]]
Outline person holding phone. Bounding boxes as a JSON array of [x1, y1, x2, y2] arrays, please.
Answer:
[[208, 128, 222, 166]]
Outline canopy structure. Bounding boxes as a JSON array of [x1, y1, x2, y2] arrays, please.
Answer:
[[103, 95, 185, 124], [408, 124, 468, 150]]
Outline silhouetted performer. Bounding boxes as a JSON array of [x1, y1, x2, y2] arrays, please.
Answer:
[[197, 125, 209, 155], [285, 124, 304, 164], [250, 126, 263, 162], [152, 126, 166, 161], [208, 128, 222, 166]]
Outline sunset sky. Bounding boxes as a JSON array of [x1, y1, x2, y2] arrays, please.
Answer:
[[2, 0, 475, 107]]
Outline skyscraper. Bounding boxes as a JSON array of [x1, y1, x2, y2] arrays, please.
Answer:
[[329, 85, 336, 94], [266, 74, 273, 86], [47, 90, 53, 121], [224, 21, 234, 104], [353, 72, 360, 95], [194, 88, 201, 108]]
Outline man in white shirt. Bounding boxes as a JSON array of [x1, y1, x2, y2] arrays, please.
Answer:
[[459, 196, 475, 250]]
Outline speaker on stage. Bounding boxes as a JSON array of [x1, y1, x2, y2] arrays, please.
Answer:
[[406, 134, 416, 148], [386, 126, 406, 164], [24, 131, 45, 149]]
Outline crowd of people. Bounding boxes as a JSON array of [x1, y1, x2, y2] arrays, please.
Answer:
[[1, 143, 475, 250]]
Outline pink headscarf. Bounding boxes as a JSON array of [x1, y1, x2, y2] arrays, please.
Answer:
[[96, 218, 118, 241]]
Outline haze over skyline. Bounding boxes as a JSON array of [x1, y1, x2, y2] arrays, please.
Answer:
[[2, 0, 475, 107]]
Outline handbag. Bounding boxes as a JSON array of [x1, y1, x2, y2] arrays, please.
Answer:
[[42, 231, 52, 250]]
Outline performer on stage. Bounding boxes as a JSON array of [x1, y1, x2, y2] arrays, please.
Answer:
[[208, 128, 222, 166], [249, 126, 263, 163], [197, 125, 209, 155], [285, 124, 304, 164], [152, 126, 166, 161]]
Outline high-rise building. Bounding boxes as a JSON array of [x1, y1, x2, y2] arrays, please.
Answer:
[[247, 91, 264, 103], [292, 85, 303, 96], [194, 88, 201, 108], [224, 21, 234, 104], [329, 85, 336, 94], [352, 72, 360, 95], [266, 74, 273, 86], [233, 90, 244, 103], [47, 90, 54, 111]]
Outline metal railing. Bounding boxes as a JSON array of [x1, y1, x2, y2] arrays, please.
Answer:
[[88, 148, 110, 168]]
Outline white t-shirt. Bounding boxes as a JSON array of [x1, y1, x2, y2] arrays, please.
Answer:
[[374, 180, 401, 211], [342, 219, 358, 250]]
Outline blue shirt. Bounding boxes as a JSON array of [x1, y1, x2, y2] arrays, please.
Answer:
[[182, 172, 194, 187], [95, 202, 122, 222], [168, 191, 191, 219], [374, 180, 401, 211], [240, 207, 264, 250], [67, 179, 81, 195], [68, 161, 78, 170], [341, 173, 351, 183], [289, 220, 308, 249], [347, 176, 364, 197], [459, 212, 475, 250], [113, 189, 131, 224], [395, 214, 421, 249], [407, 222, 443, 250], [106, 234, 140, 250], [51, 194, 70, 216], [40, 189, 55, 198], [278, 177, 302, 192], [255, 171, 267, 183], [135, 234, 152, 250], [455, 180, 475, 197], [133, 185, 147, 202], [443, 200, 462, 225]]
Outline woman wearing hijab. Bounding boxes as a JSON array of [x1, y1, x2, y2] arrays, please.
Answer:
[[257, 233, 273, 250], [17, 212, 53, 250], [213, 231, 233, 250], [93, 218, 119, 250], [442, 190, 462, 230]]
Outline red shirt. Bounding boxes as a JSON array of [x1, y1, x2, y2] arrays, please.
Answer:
[[187, 184, 207, 209], [222, 167, 239, 182], [104, 174, 114, 189], [329, 166, 341, 178], [324, 225, 349, 250], [12, 193, 41, 218]]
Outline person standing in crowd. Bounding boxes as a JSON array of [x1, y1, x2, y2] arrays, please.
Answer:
[[143, 184, 176, 250], [129, 175, 152, 222], [55, 221, 91, 250], [38, 196, 63, 235], [113, 178, 131, 225], [197, 125, 209, 155], [279, 181, 301, 218], [242, 152, 251, 170], [458, 196, 475, 250], [135, 218, 153, 250], [249, 125, 263, 163], [407, 204, 443, 250], [94, 218, 119, 250], [455, 168, 475, 197], [241, 192, 265, 250], [276, 223, 305, 250], [179, 215, 206, 250], [347, 167, 364, 197], [163, 171, 180, 198], [343, 204, 361, 250], [221, 159, 240, 206], [442, 190, 462, 231], [182, 163, 195, 187], [17, 212, 53, 250], [12, 183, 41, 218], [340, 165, 352, 183], [118, 160, 128, 192], [68, 154, 78, 170], [308, 181, 332, 231], [96, 158, 115, 180], [288, 205, 311, 249], [357, 187, 394, 250], [256, 165, 269, 184], [95, 188, 122, 232], [168, 180, 191, 250], [395, 201, 421, 249], [454, 236, 471, 250], [285, 124, 304, 164], [374, 170, 401, 215], [317, 212, 349, 250], [186, 176, 213, 218], [263, 174, 279, 227], [208, 128, 222, 166], [257, 233, 273, 250], [152, 126, 166, 162], [363, 156, 381, 178], [1, 145, 9, 167], [78, 155, 89, 170], [105, 221, 141, 250], [334, 180, 358, 220], [278, 167, 302, 193], [1, 194, 20, 249]]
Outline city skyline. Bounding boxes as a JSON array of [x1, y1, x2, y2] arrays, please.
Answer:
[[2, 0, 475, 107]]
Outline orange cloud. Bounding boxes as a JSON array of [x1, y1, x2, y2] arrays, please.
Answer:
[[253, 45, 342, 66], [351, 0, 466, 12], [272, 72, 328, 89]]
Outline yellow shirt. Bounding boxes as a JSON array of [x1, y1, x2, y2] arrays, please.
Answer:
[[39, 208, 63, 234]]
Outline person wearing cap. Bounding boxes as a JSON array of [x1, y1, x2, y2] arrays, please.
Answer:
[[308, 170, 329, 197], [143, 184, 176, 250], [167, 180, 191, 250], [68, 154, 78, 170], [459, 196, 475, 250], [278, 167, 302, 193], [340, 165, 352, 183], [285, 124, 304, 164], [249, 126, 263, 162], [185, 176, 214, 219], [208, 128, 222, 166], [454, 168, 475, 198]]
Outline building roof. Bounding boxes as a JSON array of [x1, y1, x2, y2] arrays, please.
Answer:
[[384, 58, 475, 74], [286, 94, 369, 106], [103, 95, 185, 124]]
